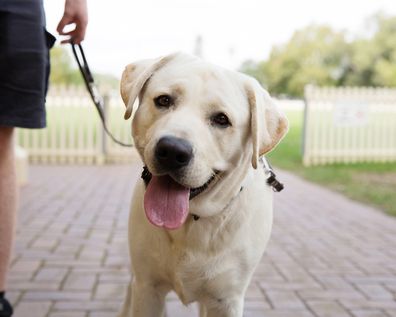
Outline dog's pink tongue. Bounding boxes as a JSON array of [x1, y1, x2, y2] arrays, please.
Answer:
[[144, 175, 190, 230]]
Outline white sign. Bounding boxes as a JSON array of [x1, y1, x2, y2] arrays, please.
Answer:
[[333, 101, 369, 126]]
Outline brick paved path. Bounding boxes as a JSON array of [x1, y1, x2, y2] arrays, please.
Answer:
[[7, 165, 396, 317]]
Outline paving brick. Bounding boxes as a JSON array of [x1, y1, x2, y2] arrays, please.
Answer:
[[11, 259, 42, 273], [243, 311, 268, 317], [54, 244, 81, 257], [49, 312, 87, 317], [13, 301, 52, 317], [94, 283, 126, 300], [6, 165, 396, 317], [63, 273, 97, 291], [53, 300, 121, 312], [316, 276, 356, 290], [23, 291, 91, 301], [88, 313, 115, 317], [6, 291, 21, 306], [340, 299, 396, 310], [298, 289, 365, 301], [307, 300, 352, 317], [8, 281, 60, 291], [244, 300, 271, 310], [79, 248, 105, 261], [165, 301, 199, 317], [265, 290, 306, 310], [355, 284, 394, 300], [259, 281, 322, 291], [31, 237, 59, 251], [351, 310, 389, 317], [35, 267, 68, 283], [98, 272, 130, 283], [245, 282, 266, 300], [255, 309, 315, 317]]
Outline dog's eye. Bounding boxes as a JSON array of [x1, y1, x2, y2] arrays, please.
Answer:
[[154, 95, 173, 108], [211, 112, 232, 128]]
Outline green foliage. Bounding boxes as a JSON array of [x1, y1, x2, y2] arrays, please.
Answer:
[[346, 14, 396, 87], [242, 14, 396, 97], [49, 45, 119, 89], [49, 45, 84, 86]]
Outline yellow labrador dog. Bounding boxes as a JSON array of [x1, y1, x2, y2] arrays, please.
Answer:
[[118, 53, 288, 317]]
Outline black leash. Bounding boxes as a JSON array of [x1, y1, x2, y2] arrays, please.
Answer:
[[71, 43, 133, 147]]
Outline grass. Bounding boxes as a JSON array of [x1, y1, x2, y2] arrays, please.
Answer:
[[267, 110, 396, 216]]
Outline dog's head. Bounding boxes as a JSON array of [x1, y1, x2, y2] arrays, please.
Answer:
[[121, 53, 288, 229]]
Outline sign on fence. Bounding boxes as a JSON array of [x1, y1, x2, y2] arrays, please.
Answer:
[[303, 86, 396, 166]]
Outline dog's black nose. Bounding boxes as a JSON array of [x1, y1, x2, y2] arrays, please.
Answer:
[[155, 136, 193, 171]]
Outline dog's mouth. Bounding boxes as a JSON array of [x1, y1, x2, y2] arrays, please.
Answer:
[[189, 172, 217, 199], [142, 167, 218, 230]]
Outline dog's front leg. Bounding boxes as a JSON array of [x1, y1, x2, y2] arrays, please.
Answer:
[[133, 281, 166, 317], [117, 281, 132, 317], [119, 280, 166, 317], [204, 297, 244, 317]]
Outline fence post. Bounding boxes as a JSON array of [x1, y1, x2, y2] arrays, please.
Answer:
[[302, 85, 312, 166], [102, 92, 109, 161], [95, 90, 109, 165]]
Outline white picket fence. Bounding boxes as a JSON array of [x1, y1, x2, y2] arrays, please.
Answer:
[[16, 86, 138, 164], [303, 86, 396, 166]]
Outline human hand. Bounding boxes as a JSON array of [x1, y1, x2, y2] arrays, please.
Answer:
[[57, 0, 88, 44]]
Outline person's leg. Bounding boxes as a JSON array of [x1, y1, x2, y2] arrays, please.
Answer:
[[0, 126, 17, 316]]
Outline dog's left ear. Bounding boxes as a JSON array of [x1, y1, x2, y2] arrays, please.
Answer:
[[245, 80, 289, 169], [120, 53, 178, 120]]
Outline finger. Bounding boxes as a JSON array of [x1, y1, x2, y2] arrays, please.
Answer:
[[59, 36, 78, 45], [66, 28, 85, 44], [59, 29, 76, 44], [58, 30, 75, 37], [60, 33, 83, 45], [60, 38, 72, 44], [74, 19, 88, 42], [56, 15, 73, 35]]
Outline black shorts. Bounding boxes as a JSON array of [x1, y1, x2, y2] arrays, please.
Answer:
[[0, 0, 55, 129]]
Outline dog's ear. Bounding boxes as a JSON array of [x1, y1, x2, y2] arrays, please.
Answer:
[[245, 80, 288, 169], [120, 53, 177, 120]]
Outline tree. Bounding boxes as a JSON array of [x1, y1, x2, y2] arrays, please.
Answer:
[[49, 46, 83, 86], [346, 14, 396, 87], [241, 25, 350, 97], [49, 46, 119, 88], [241, 14, 396, 97]]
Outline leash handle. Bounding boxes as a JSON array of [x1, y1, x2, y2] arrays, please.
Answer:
[[71, 43, 133, 147]]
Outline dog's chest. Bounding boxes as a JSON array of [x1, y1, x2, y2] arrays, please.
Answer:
[[170, 250, 235, 305], [167, 230, 250, 305]]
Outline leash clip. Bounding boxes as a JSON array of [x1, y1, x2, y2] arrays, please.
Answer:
[[260, 157, 284, 192]]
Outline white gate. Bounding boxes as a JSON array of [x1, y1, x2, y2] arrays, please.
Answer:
[[16, 86, 138, 164]]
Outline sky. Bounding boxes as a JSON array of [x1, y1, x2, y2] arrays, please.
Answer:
[[43, 0, 396, 78]]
